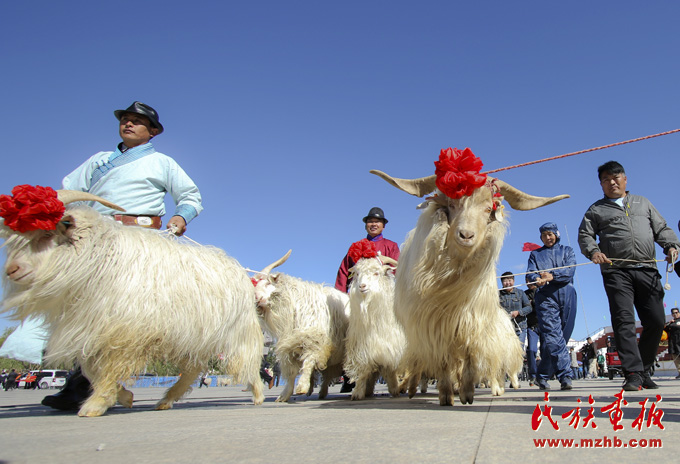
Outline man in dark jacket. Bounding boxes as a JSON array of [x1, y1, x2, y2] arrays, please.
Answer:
[[664, 307, 680, 379], [580, 337, 597, 379], [498, 272, 532, 346], [578, 160, 679, 391]]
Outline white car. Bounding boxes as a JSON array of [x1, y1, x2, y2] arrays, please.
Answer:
[[17, 370, 69, 389]]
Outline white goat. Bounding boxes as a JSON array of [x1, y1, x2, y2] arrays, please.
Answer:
[[343, 242, 404, 400], [253, 251, 350, 402], [371, 148, 568, 406], [1, 189, 265, 417]]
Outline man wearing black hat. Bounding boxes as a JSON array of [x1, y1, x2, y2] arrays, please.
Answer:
[[334, 207, 400, 393], [41, 101, 203, 411], [62, 101, 202, 236], [334, 207, 400, 293]]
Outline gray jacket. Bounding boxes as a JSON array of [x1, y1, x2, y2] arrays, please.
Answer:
[[578, 192, 679, 272], [499, 288, 532, 333]]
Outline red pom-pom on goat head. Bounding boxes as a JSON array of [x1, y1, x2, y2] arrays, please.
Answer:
[[348, 238, 378, 264], [0, 185, 65, 233], [434, 147, 487, 199]]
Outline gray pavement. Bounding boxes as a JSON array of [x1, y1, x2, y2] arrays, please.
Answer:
[[0, 376, 678, 463]]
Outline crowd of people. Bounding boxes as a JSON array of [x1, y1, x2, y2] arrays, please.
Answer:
[[498, 160, 680, 392]]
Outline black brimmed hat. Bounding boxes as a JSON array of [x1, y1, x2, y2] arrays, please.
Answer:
[[114, 101, 164, 134], [363, 207, 388, 224]]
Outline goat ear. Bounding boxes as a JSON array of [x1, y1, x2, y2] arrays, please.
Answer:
[[268, 273, 280, 284], [491, 201, 505, 223]]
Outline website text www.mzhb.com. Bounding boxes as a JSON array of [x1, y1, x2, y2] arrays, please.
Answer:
[[533, 436, 662, 448]]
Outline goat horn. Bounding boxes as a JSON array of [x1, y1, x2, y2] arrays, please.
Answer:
[[370, 169, 569, 209], [260, 249, 292, 275], [379, 255, 398, 267], [56, 190, 126, 212], [494, 179, 569, 211], [370, 170, 437, 198]]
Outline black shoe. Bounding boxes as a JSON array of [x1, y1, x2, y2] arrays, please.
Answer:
[[642, 373, 658, 389], [339, 379, 355, 393], [41, 390, 87, 411], [622, 373, 643, 392], [339, 383, 353, 393], [41, 369, 91, 411], [535, 378, 550, 390], [560, 379, 573, 391]]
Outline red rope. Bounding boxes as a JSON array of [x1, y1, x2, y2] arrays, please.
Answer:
[[482, 128, 680, 175]]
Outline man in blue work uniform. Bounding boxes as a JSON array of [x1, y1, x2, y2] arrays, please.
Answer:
[[527, 222, 577, 391]]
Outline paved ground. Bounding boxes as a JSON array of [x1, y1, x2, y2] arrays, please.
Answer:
[[1, 376, 678, 463]]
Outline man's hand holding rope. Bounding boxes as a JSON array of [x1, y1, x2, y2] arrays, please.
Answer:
[[534, 271, 554, 287], [590, 251, 611, 265]]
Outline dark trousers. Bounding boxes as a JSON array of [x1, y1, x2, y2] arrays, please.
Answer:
[[602, 268, 665, 374], [526, 327, 539, 379]]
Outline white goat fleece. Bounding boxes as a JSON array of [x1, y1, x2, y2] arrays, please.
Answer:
[[1, 206, 265, 417], [344, 256, 405, 400], [254, 272, 349, 403], [370, 168, 568, 406], [394, 193, 524, 406]]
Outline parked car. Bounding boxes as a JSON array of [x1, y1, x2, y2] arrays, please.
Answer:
[[606, 352, 623, 380], [17, 370, 68, 389]]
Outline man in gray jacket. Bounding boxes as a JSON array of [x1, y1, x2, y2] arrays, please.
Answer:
[[578, 160, 679, 391]]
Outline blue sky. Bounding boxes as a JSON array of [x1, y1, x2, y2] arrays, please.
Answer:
[[1, 1, 679, 341]]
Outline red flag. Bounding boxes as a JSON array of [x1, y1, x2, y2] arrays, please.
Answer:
[[522, 242, 541, 252]]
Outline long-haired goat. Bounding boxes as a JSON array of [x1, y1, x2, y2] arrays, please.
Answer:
[[343, 240, 404, 400], [253, 250, 349, 402], [1, 188, 265, 417], [370, 148, 569, 406]]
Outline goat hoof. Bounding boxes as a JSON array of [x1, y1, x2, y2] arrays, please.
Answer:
[[117, 389, 134, 408], [77, 400, 108, 417]]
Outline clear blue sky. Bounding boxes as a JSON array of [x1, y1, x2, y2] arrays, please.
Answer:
[[2, 1, 679, 341]]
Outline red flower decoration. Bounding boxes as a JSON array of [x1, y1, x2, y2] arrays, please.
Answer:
[[0, 185, 65, 233], [348, 239, 377, 264], [434, 147, 487, 199]]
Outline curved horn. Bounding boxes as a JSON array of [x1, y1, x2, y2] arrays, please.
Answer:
[[370, 170, 437, 198], [494, 179, 569, 211], [260, 249, 292, 275], [57, 190, 126, 212], [379, 255, 398, 267]]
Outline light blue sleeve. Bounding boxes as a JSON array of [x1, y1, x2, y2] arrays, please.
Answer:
[[163, 156, 203, 224]]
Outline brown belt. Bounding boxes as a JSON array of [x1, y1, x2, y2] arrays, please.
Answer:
[[113, 214, 162, 229]]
